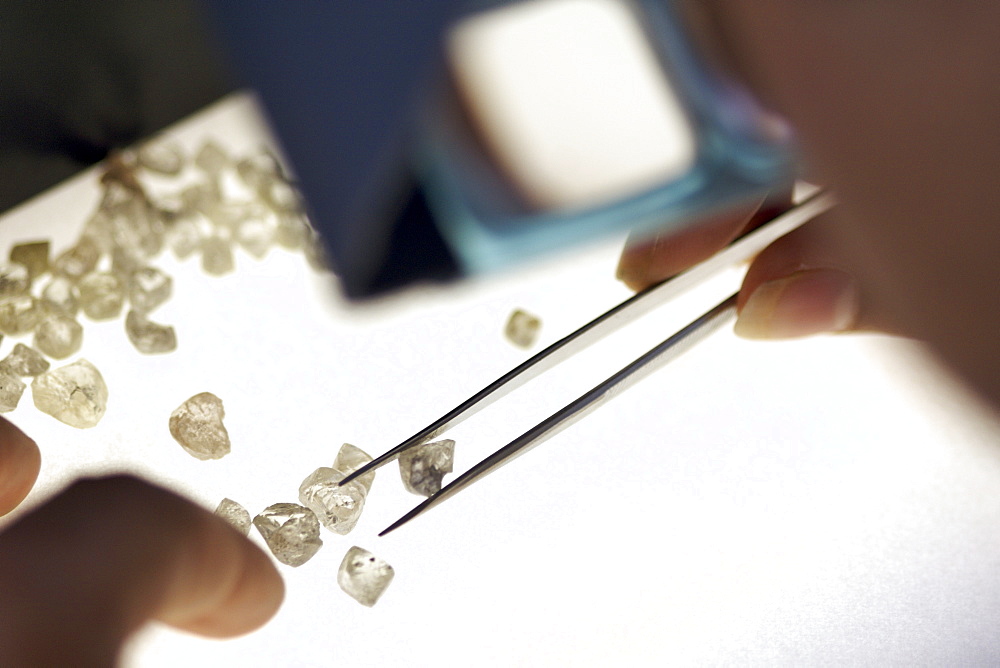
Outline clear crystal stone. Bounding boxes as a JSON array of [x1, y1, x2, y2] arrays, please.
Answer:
[[261, 179, 302, 214], [41, 276, 79, 316], [214, 498, 251, 535], [274, 212, 310, 250], [337, 546, 394, 607], [180, 181, 223, 216], [137, 139, 185, 175], [33, 313, 83, 359], [236, 150, 284, 190], [125, 310, 177, 354], [253, 503, 323, 567], [201, 234, 235, 276], [128, 266, 172, 313], [53, 237, 101, 282], [194, 141, 230, 175], [334, 443, 375, 492], [166, 217, 204, 260], [78, 272, 125, 320], [31, 359, 108, 428], [398, 438, 455, 497], [299, 467, 368, 535], [0, 368, 26, 413], [0, 296, 43, 336], [0, 263, 30, 299], [168, 391, 230, 460], [504, 309, 541, 348], [235, 218, 275, 259], [9, 241, 50, 281], [0, 343, 50, 377]]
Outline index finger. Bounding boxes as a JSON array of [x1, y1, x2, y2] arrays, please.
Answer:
[[0, 475, 284, 666]]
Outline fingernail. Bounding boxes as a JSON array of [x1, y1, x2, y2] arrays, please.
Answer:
[[734, 269, 858, 339]]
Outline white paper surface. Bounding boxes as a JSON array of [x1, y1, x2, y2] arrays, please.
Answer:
[[1, 93, 999, 667]]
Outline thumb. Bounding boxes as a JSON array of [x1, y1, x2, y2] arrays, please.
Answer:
[[734, 209, 897, 339], [0, 475, 284, 666]]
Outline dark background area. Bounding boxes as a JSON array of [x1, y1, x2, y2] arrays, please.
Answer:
[[0, 0, 233, 213]]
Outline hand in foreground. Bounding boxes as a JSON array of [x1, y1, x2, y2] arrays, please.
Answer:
[[0, 418, 284, 666], [616, 193, 893, 340]]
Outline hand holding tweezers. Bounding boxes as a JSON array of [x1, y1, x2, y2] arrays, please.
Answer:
[[340, 190, 835, 535]]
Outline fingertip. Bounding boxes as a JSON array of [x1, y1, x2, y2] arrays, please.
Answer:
[[0, 419, 41, 517], [157, 512, 284, 637], [735, 268, 859, 339]]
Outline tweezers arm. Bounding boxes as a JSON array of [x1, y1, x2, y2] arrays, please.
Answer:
[[379, 293, 739, 535], [342, 190, 833, 486]]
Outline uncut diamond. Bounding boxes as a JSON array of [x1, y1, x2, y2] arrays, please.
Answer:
[[0, 369, 26, 413], [214, 498, 251, 536], [201, 235, 234, 276], [1, 343, 49, 377], [504, 309, 541, 348], [53, 237, 101, 282], [41, 276, 79, 316], [125, 310, 176, 354], [253, 503, 323, 567], [169, 392, 230, 460], [334, 443, 376, 492], [337, 546, 394, 607], [236, 150, 284, 190], [128, 266, 172, 313], [299, 468, 368, 535], [194, 141, 230, 175], [235, 218, 275, 259], [137, 139, 185, 175], [0, 263, 30, 299], [10, 241, 50, 281], [166, 218, 203, 260], [31, 359, 108, 428], [34, 313, 83, 359], [78, 272, 125, 320], [398, 438, 455, 497], [0, 296, 43, 336], [274, 213, 310, 251]]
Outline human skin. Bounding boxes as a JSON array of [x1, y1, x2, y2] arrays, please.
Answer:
[[619, 1, 1000, 408]]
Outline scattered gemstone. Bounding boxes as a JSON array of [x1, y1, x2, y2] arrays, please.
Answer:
[[194, 141, 230, 175], [0, 343, 50, 377], [53, 237, 101, 282], [234, 218, 275, 259], [201, 234, 235, 276], [0, 296, 43, 336], [337, 546, 394, 607], [125, 310, 177, 354], [168, 391, 231, 460], [334, 443, 376, 492], [78, 271, 125, 320], [398, 438, 455, 497], [0, 368, 26, 413], [128, 266, 172, 313], [299, 467, 369, 535], [137, 139, 185, 175], [31, 359, 108, 428], [274, 213, 310, 251], [253, 503, 323, 567], [34, 313, 83, 359], [180, 181, 222, 216], [10, 241, 49, 280], [40, 276, 79, 316], [0, 263, 30, 299], [166, 218, 203, 260], [214, 498, 251, 535], [236, 150, 284, 190], [504, 309, 541, 348]]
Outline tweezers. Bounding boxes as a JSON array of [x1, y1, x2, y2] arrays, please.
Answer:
[[340, 189, 835, 535]]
